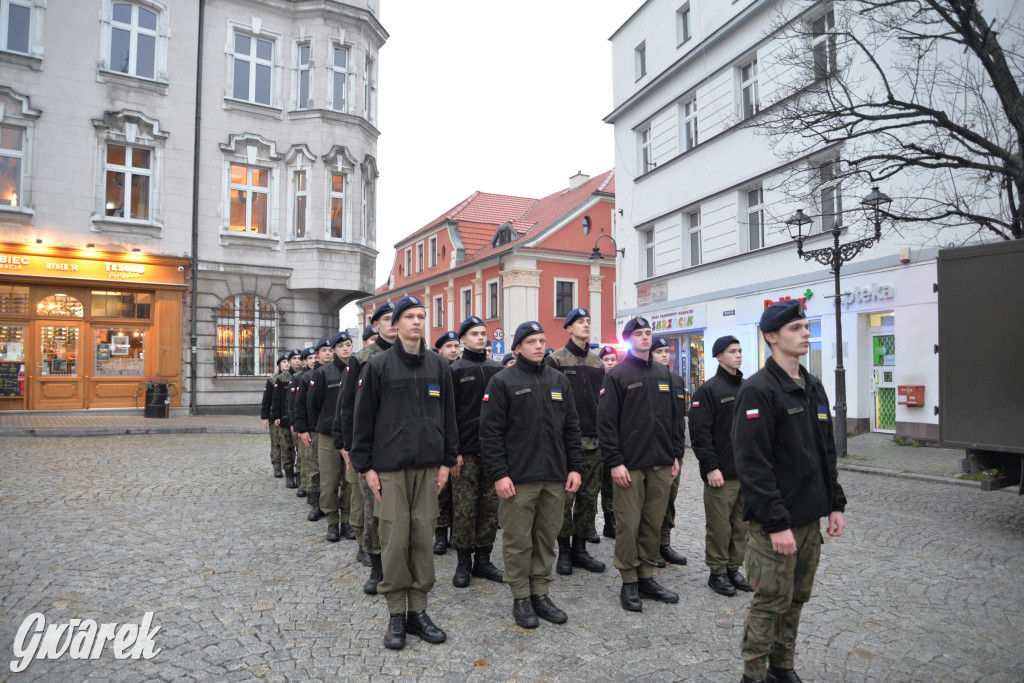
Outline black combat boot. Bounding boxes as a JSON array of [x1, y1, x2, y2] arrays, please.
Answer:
[[637, 577, 679, 603], [339, 522, 356, 540], [363, 553, 382, 595], [530, 594, 567, 624], [326, 524, 340, 543], [273, 467, 283, 478], [619, 582, 642, 612], [433, 527, 448, 555], [356, 547, 372, 567], [405, 610, 446, 644], [285, 472, 297, 489], [587, 531, 600, 544], [297, 485, 307, 498], [741, 675, 766, 683], [656, 553, 667, 568], [571, 536, 605, 573], [728, 568, 753, 592], [602, 512, 616, 539], [659, 544, 687, 565], [512, 597, 539, 628], [765, 665, 803, 683], [307, 492, 324, 521], [452, 549, 473, 588], [708, 573, 737, 596], [555, 537, 573, 575], [471, 545, 504, 583], [383, 613, 406, 650]]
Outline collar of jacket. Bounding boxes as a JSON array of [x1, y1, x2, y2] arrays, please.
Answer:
[[332, 355, 347, 370], [716, 364, 743, 386], [764, 355, 814, 392], [515, 353, 544, 374], [374, 337, 394, 352], [624, 351, 653, 369], [393, 338, 426, 366], [462, 347, 488, 363], [564, 338, 589, 359]]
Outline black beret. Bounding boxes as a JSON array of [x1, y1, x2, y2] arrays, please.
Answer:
[[501, 353, 515, 365], [331, 331, 352, 347], [370, 301, 396, 323], [314, 337, 331, 352], [712, 335, 740, 357], [301, 347, 315, 359], [434, 331, 459, 349], [391, 295, 425, 323], [562, 307, 590, 329], [621, 316, 651, 338], [362, 324, 377, 341], [512, 321, 544, 350], [458, 316, 486, 338], [759, 300, 806, 333], [287, 348, 302, 359], [651, 337, 669, 350], [276, 353, 288, 364]]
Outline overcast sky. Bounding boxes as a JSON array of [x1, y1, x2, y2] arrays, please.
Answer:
[[342, 0, 634, 327]]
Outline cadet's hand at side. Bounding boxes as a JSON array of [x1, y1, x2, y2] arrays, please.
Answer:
[[671, 458, 680, 480], [452, 455, 464, 478], [494, 476, 516, 499], [262, 419, 269, 428], [437, 466, 450, 493], [365, 469, 382, 502], [611, 464, 631, 488], [300, 432, 311, 448], [565, 471, 581, 493], [826, 511, 845, 537], [770, 528, 797, 555], [707, 469, 725, 487], [340, 449, 350, 467]]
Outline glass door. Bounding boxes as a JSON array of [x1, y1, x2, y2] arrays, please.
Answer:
[[870, 312, 896, 432], [31, 321, 85, 409]]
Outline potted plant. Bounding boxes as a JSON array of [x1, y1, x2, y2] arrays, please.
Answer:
[[135, 376, 179, 418]]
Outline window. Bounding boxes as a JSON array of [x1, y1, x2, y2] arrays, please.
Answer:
[[582, 216, 591, 235], [739, 58, 759, 120], [554, 280, 576, 319], [296, 42, 310, 109], [642, 228, 655, 278], [293, 171, 307, 238], [0, 285, 29, 314], [811, 8, 837, 80], [0, 126, 23, 210], [94, 327, 145, 376], [363, 55, 375, 121], [638, 126, 654, 174], [681, 96, 697, 151], [332, 45, 348, 112], [688, 209, 701, 266], [487, 280, 499, 319], [416, 242, 424, 272], [429, 236, 437, 268], [104, 143, 151, 220], [215, 294, 276, 377], [676, 4, 691, 45], [1, 0, 31, 54], [404, 248, 411, 278], [232, 32, 273, 105], [91, 291, 151, 318], [108, 2, 157, 79], [746, 186, 764, 251], [461, 287, 472, 320], [818, 158, 843, 232], [808, 318, 822, 378], [433, 295, 443, 328], [330, 173, 345, 238], [229, 164, 269, 234], [360, 155, 378, 248], [634, 42, 646, 79]]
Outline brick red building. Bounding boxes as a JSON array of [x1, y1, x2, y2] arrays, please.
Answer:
[[359, 171, 617, 353]]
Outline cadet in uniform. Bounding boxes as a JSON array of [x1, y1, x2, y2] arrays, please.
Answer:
[[432, 330, 460, 555], [288, 347, 315, 499], [352, 295, 458, 650], [544, 308, 606, 575], [733, 300, 847, 683], [500, 353, 515, 368], [307, 331, 356, 543], [690, 335, 751, 597], [448, 316, 504, 588], [262, 354, 289, 477], [294, 340, 331, 521], [597, 345, 619, 539], [650, 337, 689, 568], [362, 324, 378, 347], [480, 321, 583, 628], [334, 302, 396, 582], [598, 316, 683, 612], [270, 349, 302, 490]]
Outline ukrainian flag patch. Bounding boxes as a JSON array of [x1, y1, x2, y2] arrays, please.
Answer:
[[550, 389, 563, 402], [658, 382, 670, 392], [817, 403, 828, 421], [427, 384, 441, 398]]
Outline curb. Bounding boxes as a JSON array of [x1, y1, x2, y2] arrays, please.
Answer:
[[837, 463, 978, 488], [0, 427, 265, 437]]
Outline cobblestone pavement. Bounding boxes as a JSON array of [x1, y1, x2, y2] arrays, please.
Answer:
[[0, 414, 263, 438], [1, 434, 1022, 682], [844, 432, 965, 478]]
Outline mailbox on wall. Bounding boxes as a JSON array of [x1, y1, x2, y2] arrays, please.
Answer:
[[898, 385, 925, 407]]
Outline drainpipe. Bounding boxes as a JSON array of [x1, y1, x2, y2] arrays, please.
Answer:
[[188, 0, 205, 415]]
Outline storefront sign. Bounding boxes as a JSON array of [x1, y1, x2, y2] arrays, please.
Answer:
[[842, 282, 895, 308], [637, 281, 667, 306], [0, 247, 186, 286], [648, 305, 707, 332], [764, 289, 814, 310], [722, 309, 735, 316]]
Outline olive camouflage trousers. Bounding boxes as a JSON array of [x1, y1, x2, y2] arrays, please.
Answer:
[[450, 452, 499, 550]]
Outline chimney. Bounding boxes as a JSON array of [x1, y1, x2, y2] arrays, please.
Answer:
[[569, 170, 590, 190]]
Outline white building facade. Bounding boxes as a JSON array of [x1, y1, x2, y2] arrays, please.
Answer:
[[605, 0, 979, 441]]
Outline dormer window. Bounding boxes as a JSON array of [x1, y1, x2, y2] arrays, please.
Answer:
[[492, 222, 517, 247]]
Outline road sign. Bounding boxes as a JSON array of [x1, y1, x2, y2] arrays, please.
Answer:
[[493, 328, 504, 341], [492, 341, 504, 356]]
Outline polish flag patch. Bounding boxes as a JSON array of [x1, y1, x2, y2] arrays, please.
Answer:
[[691, 400, 700, 408], [358, 378, 363, 387], [600, 388, 606, 396], [345, 366, 350, 373], [310, 380, 315, 386], [482, 394, 489, 402], [746, 409, 760, 419]]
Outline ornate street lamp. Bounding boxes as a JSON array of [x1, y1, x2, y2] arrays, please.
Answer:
[[589, 233, 625, 260], [784, 186, 891, 458]]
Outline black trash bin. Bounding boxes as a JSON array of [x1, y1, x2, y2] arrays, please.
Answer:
[[143, 384, 170, 418]]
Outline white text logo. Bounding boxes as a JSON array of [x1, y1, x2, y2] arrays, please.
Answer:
[[10, 612, 161, 673]]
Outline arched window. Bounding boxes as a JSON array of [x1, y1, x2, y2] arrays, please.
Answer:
[[36, 294, 85, 317], [216, 294, 276, 376]]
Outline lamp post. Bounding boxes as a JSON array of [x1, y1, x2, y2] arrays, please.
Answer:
[[784, 186, 891, 458], [589, 234, 625, 347], [588, 234, 625, 261]]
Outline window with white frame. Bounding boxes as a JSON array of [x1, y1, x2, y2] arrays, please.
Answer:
[[416, 242, 424, 272], [688, 209, 701, 266], [404, 248, 411, 277], [634, 41, 646, 79], [817, 158, 843, 232], [676, 4, 691, 45], [739, 57, 759, 120], [330, 172, 345, 238], [359, 177, 368, 244], [0, 126, 24, 210], [104, 143, 152, 220], [487, 280, 499, 319], [638, 126, 654, 174], [1, 0, 31, 54], [231, 32, 273, 105], [332, 44, 348, 112], [108, 2, 158, 79], [433, 295, 443, 328], [554, 280, 576, 319], [429, 236, 437, 268], [229, 164, 269, 234], [461, 287, 472, 320], [642, 228, 655, 278], [681, 96, 697, 151], [296, 42, 310, 109], [811, 7, 837, 80], [808, 318, 823, 378], [746, 186, 765, 251], [215, 293, 276, 377], [293, 170, 307, 238], [363, 55, 375, 121]]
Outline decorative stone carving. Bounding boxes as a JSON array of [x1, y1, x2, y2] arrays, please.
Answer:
[[502, 268, 542, 288]]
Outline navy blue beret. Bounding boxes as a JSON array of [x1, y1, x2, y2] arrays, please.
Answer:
[[276, 353, 288, 364], [759, 300, 806, 333], [362, 324, 377, 341], [651, 337, 669, 350], [458, 316, 486, 338], [287, 348, 302, 359], [301, 347, 315, 359], [621, 316, 651, 338], [314, 337, 331, 352], [563, 307, 590, 329], [512, 321, 544, 350], [391, 295, 425, 324], [331, 331, 352, 347], [712, 335, 740, 357], [501, 353, 515, 365], [434, 331, 459, 349], [370, 301, 396, 323]]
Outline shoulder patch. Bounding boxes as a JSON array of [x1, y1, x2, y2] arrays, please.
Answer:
[[746, 409, 760, 419], [627, 382, 643, 390], [600, 387, 606, 396], [691, 400, 700, 408], [657, 382, 670, 393], [482, 394, 489, 402], [550, 389, 563, 402], [427, 384, 440, 398], [817, 403, 829, 421], [720, 396, 735, 403]]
